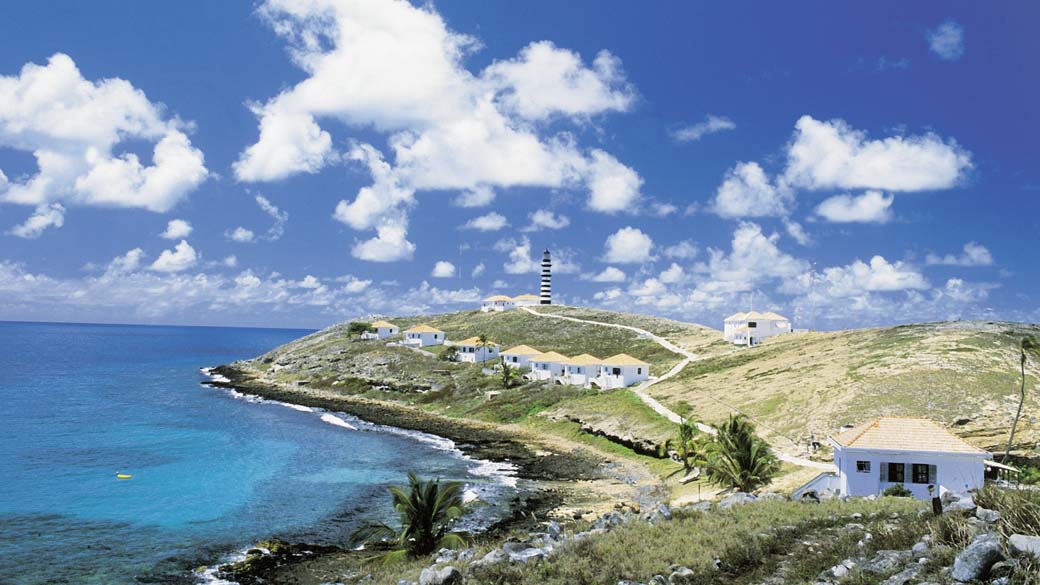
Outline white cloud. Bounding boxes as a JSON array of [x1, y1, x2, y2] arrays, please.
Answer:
[[107, 248, 145, 274], [659, 263, 685, 284], [492, 279, 509, 289], [693, 222, 808, 301], [496, 236, 540, 274], [603, 226, 654, 264], [521, 209, 570, 232], [338, 275, 372, 293], [806, 256, 929, 297], [471, 262, 486, 277], [928, 20, 965, 62], [663, 240, 698, 260], [161, 219, 193, 240], [226, 227, 256, 243], [221, 255, 238, 268], [585, 266, 626, 282], [650, 202, 678, 217], [8, 203, 65, 238], [586, 149, 643, 213], [672, 114, 736, 142], [431, 260, 456, 278], [925, 242, 994, 267], [255, 195, 289, 241], [237, 0, 641, 259], [711, 161, 792, 218], [783, 115, 971, 192], [351, 223, 415, 262], [462, 211, 508, 231], [783, 220, 812, 246], [0, 53, 207, 213], [814, 190, 894, 223], [149, 240, 198, 273]]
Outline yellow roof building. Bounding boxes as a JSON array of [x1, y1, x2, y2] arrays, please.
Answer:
[[831, 417, 987, 455], [370, 320, 397, 329], [404, 324, 444, 334], [456, 336, 498, 346], [530, 351, 569, 363], [564, 353, 602, 366], [601, 353, 650, 366], [501, 344, 542, 355]]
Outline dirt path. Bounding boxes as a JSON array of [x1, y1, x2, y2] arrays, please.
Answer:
[[520, 306, 835, 472]]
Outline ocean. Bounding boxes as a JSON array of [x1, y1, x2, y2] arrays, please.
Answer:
[[0, 321, 514, 584]]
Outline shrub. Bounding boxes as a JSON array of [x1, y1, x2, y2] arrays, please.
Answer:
[[974, 485, 1040, 539], [348, 321, 373, 336], [704, 415, 780, 492], [882, 484, 913, 497]]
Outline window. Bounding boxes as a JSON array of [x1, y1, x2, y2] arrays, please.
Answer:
[[637, 367, 642, 374], [748, 321, 757, 328], [887, 463, 905, 483], [856, 461, 871, 473], [912, 464, 936, 484]]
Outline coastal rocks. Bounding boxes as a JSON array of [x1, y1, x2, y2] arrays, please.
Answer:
[[419, 565, 461, 585], [655, 504, 673, 521], [880, 565, 922, 585], [472, 548, 507, 568], [1009, 534, 1040, 560], [215, 539, 339, 585], [860, 550, 911, 574], [974, 506, 1000, 524], [911, 540, 931, 559], [593, 511, 626, 531], [943, 492, 977, 513], [718, 492, 756, 508], [951, 534, 1004, 582], [667, 566, 695, 584], [825, 558, 857, 578]]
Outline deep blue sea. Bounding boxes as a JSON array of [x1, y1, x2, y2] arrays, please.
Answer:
[[0, 321, 513, 584]]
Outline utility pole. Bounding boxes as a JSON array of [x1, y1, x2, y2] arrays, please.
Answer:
[[809, 261, 817, 332]]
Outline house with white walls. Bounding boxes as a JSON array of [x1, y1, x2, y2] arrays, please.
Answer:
[[500, 345, 542, 370], [526, 351, 569, 381], [512, 294, 541, 307], [723, 311, 792, 346], [402, 324, 445, 348], [594, 354, 650, 389], [361, 320, 399, 340], [814, 417, 992, 500], [454, 337, 500, 363], [481, 295, 516, 312], [561, 354, 602, 387]]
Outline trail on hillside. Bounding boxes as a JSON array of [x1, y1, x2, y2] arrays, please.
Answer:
[[520, 306, 834, 472]]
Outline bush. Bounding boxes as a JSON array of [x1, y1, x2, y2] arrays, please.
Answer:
[[882, 484, 913, 497], [348, 321, 373, 336], [974, 485, 1040, 539]]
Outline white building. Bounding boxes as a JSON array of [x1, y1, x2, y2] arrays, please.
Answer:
[[454, 337, 500, 363], [594, 354, 650, 389], [822, 417, 991, 500], [561, 354, 602, 386], [723, 311, 792, 346], [500, 345, 542, 370], [361, 320, 399, 340], [526, 351, 569, 381], [403, 324, 445, 347], [481, 295, 516, 312], [512, 294, 541, 307]]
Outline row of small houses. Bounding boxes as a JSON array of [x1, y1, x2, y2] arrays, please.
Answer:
[[359, 320, 650, 389]]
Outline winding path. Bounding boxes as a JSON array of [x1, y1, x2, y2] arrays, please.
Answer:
[[520, 306, 834, 472]]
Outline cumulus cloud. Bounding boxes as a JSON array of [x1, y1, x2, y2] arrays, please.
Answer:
[[496, 236, 540, 274], [928, 19, 965, 62], [521, 209, 570, 232], [161, 219, 193, 240], [431, 260, 456, 278], [925, 242, 994, 267], [603, 226, 654, 263], [711, 161, 792, 218], [786, 255, 928, 298], [221, 255, 238, 268], [107, 248, 145, 274], [237, 0, 641, 260], [254, 195, 289, 240], [462, 211, 508, 231], [697, 222, 808, 294], [585, 266, 626, 282], [662, 240, 698, 260], [351, 224, 416, 262], [783, 115, 971, 192], [471, 262, 486, 277], [659, 263, 685, 284], [0, 53, 207, 213], [814, 190, 894, 223], [149, 240, 198, 273], [226, 227, 256, 243], [784, 220, 812, 246], [671, 114, 735, 142], [7, 203, 65, 238]]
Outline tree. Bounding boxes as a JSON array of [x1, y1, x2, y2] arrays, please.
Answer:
[[1004, 335, 1039, 462], [660, 418, 707, 473], [501, 361, 520, 389], [703, 415, 780, 493], [348, 321, 373, 336], [477, 334, 491, 360], [440, 345, 458, 362], [351, 472, 466, 563]]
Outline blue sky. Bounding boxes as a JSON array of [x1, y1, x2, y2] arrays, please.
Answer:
[[0, 1, 1037, 329]]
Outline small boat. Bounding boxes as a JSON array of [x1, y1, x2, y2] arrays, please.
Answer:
[[116, 473, 133, 480]]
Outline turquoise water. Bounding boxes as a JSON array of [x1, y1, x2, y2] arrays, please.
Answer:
[[0, 321, 512, 584]]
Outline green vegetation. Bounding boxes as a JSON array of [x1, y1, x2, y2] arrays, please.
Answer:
[[881, 484, 913, 497], [659, 418, 706, 473], [352, 472, 466, 563], [500, 362, 520, 389], [703, 415, 779, 492], [348, 321, 373, 336]]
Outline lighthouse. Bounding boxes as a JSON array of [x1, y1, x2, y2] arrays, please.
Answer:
[[540, 249, 552, 305]]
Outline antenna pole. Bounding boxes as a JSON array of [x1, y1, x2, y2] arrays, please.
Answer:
[[809, 261, 817, 332]]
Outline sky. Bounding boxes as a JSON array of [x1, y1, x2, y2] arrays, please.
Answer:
[[0, 1, 1037, 330]]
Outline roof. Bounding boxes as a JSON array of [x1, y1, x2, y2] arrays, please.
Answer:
[[501, 344, 542, 355], [530, 351, 569, 363], [601, 353, 650, 366], [370, 320, 396, 328], [726, 310, 788, 322], [457, 336, 498, 346], [565, 353, 602, 366], [830, 417, 988, 455], [404, 324, 444, 334], [512, 294, 540, 301], [761, 311, 789, 321], [483, 295, 514, 302], [724, 312, 747, 321]]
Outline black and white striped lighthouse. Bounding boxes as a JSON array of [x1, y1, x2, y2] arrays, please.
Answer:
[[540, 249, 552, 305]]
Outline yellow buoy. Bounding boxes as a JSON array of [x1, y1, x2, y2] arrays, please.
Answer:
[[116, 473, 133, 480]]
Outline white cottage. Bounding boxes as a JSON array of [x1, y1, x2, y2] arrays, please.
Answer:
[[454, 337, 500, 363], [526, 351, 569, 381], [594, 354, 650, 389], [511, 294, 541, 307], [723, 311, 792, 346], [500, 345, 542, 370], [403, 324, 445, 347], [481, 295, 516, 312], [828, 417, 991, 499], [561, 354, 602, 387], [361, 320, 399, 340]]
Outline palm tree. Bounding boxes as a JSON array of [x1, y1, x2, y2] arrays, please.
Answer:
[[1004, 336, 1039, 462], [477, 334, 491, 360], [660, 418, 706, 473], [351, 472, 466, 563], [704, 415, 780, 493], [500, 361, 520, 389]]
